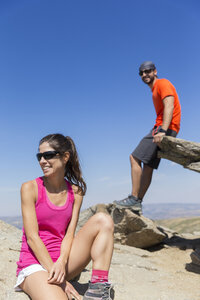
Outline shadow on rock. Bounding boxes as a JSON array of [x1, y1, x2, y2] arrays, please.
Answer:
[[164, 236, 200, 250], [185, 263, 200, 274]]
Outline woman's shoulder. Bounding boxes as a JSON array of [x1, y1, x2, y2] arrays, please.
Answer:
[[21, 179, 38, 194], [71, 184, 78, 192], [71, 184, 83, 195], [71, 184, 83, 205]]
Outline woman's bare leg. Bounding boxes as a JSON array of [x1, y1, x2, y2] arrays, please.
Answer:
[[19, 213, 114, 299], [20, 271, 68, 300], [66, 212, 114, 280]]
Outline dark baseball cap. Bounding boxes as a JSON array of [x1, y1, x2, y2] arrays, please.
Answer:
[[139, 61, 156, 72]]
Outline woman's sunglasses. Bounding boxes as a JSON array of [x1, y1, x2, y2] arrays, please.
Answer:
[[36, 151, 60, 162], [139, 69, 153, 76]]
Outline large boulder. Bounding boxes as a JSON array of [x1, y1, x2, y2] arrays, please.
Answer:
[[77, 203, 166, 248]]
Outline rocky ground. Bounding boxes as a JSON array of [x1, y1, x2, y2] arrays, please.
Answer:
[[1, 209, 200, 300]]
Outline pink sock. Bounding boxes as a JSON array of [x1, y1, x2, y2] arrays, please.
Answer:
[[91, 269, 109, 283]]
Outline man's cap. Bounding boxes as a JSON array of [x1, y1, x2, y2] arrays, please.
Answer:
[[139, 61, 156, 72]]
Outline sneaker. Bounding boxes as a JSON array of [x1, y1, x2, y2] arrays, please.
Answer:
[[83, 281, 114, 300], [114, 195, 142, 210]]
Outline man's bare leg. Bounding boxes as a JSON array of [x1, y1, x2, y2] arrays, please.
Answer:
[[130, 155, 142, 198], [138, 164, 153, 200], [113, 155, 143, 207], [130, 156, 154, 201]]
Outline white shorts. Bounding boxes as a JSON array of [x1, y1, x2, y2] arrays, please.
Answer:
[[14, 264, 47, 292]]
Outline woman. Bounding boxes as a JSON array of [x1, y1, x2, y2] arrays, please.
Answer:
[[15, 133, 114, 300]]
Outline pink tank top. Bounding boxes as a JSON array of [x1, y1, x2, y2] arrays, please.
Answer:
[[16, 177, 74, 275]]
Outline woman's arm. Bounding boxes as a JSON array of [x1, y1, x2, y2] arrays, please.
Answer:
[[21, 180, 54, 272], [47, 186, 83, 283], [60, 188, 83, 264]]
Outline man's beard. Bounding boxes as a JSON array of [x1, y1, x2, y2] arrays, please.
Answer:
[[142, 75, 155, 85]]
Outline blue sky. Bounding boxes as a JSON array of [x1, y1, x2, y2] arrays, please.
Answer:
[[0, 0, 200, 216]]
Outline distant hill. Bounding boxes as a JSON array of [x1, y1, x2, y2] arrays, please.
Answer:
[[143, 202, 200, 220], [1, 202, 200, 231], [0, 216, 23, 229], [143, 203, 200, 235], [155, 216, 200, 234]]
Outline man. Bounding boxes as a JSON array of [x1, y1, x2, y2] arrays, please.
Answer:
[[114, 61, 181, 211]]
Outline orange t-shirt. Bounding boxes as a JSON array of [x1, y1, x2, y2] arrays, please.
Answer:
[[152, 78, 181, 133]]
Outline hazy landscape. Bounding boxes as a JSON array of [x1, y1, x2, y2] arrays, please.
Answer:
[[156, 216, 200, 234], [143, 202, 200, 220], [1, 202, 200, 232]]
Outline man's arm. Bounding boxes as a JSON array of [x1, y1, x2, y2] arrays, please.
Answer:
[[153, 95, 174, 143], [162, 95, 174, 130]]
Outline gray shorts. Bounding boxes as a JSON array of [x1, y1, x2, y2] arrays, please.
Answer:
[[131, 128, 177, 169]]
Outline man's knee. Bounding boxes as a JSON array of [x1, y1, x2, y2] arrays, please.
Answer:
[[129, 154, 141, 167]]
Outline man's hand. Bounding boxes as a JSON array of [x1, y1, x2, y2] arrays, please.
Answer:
[[153, 132, 165, 144]]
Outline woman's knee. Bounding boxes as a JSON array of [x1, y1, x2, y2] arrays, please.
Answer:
[[93, 212, 114, 233]]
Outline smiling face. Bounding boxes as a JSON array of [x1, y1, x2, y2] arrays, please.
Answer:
[[140, 69, 157, 86], [38, 142, 69, 178]]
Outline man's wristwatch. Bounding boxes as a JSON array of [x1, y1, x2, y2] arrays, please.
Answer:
[[153, 126, 167, 136], [159, 127, 167, 134]]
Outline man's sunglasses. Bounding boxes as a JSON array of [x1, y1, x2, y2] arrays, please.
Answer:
[[139, 69, 153, 76], [36, 151, 60, 162]]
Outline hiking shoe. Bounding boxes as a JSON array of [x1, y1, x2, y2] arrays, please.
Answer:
[[83, 281, 114, 300], [114, 195, 142, 210]]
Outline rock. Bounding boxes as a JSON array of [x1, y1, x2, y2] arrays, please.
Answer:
[[0, 221, 27, 300], [185, 248, 200, 276], [1, 220, 200, 300], [163, 232, 200, 251], [158, 136, 200, 173], [193, 231, 200, 236], [185, 262, 200, 274], [77, 203, 166, 248]]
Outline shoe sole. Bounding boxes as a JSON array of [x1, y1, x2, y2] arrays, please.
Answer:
[[114, 203, 142, 211]]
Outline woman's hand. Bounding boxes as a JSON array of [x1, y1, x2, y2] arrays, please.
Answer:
[[47, 258, 66, 284], [65, 281, 82, 300]]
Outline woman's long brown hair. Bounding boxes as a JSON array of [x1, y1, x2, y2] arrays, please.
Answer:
[[39, 133, 87, 195]]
